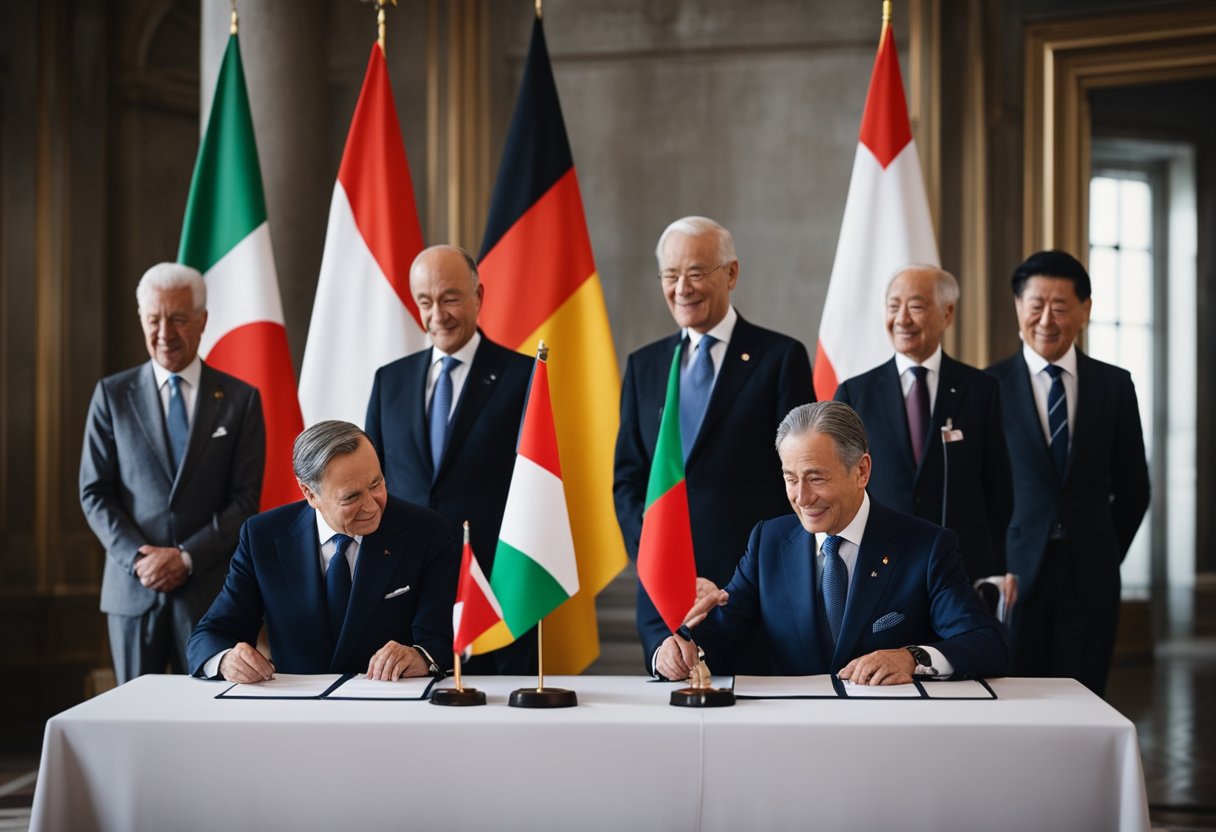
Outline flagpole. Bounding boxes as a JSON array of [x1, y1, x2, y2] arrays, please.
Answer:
[[881, 0, 891, 39], [535, 0, 542, 20], [230, 0, 238, 35], [370, 0, 398, 54], [432, 521, 487, 706]]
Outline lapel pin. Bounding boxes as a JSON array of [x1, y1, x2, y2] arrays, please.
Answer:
[[383, 548, 391, 556], [213, 389, 224, 400], [870, 571, 878, 577], [741, 353, 750, 362], [950, 387, 957, 394], [882, 556, 889, 565], [489, 373, 497, 382]]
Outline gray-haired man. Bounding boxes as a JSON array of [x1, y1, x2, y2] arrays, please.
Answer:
[[80, 262, 265, 683], [187, 420, 458, 683]]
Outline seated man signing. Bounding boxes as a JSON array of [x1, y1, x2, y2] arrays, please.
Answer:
[[187, 420, 459, 683], [656, 402, 1008, 685]]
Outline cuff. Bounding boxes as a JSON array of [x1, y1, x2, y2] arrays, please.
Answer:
[[412, 645, 441, 676], [202, 649, 229, 680], [180, 550, 193, 575]]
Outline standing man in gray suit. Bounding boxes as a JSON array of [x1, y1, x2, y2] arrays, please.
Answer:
[[80, 263, 264, 683]]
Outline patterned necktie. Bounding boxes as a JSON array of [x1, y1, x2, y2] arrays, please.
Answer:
[[679, 334, 718, 460], [166, 374, 189, 471], [327, 534, 354, 643], [906, 365, 930, 465], [1045, 364, 1069, 480], [429, 356, 461, 474], [820, 535, 847, 646]]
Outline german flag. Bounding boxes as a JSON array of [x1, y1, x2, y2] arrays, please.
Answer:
[[475, 15, 626, 673]]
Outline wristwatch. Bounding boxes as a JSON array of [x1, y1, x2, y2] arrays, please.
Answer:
[[905, 645, 938, 675]]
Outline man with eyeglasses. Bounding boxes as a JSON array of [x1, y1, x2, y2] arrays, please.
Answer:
[[614, 216, 814, 674]]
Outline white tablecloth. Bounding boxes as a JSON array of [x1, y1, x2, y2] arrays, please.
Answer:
[[29, 675, 1148, 832]]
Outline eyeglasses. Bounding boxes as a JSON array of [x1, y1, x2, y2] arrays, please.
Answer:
[[658, 263, 727, 286]]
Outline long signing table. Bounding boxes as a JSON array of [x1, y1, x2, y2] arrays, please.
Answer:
[[30, 675, 1148, 832]]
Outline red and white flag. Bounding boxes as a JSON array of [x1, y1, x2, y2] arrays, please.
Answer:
[[298, 44, 427, 427], [453, 525, 504, 659], [813, 18, 939, 401]]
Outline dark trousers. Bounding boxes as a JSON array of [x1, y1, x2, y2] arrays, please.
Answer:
[[107, 592, 195, 684], [1011, 540, 1120, 697]]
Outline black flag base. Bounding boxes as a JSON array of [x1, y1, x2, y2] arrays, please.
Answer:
[[509, 687, 578, 708], [670, 686, 736, 708], [431, 687, 487, 707]]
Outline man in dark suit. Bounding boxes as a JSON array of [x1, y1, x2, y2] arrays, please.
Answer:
[[187, 420, 458, 682], [365, 245, 534, 674], [615, 216, 815, 674], [656, 402, 1008, 683], [835, 265, 1014, 590], [79, 263, 264, 684], [987, 250, 1149, 696]]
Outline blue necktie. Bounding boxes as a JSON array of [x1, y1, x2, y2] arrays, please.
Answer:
[[166, 374, 189, 471], [429, 356, 461, 474], [820, 535, 847, 646], [327, 534, 354, 643], [679, 334, 717, 460], [1045, 364, 1069, 480]]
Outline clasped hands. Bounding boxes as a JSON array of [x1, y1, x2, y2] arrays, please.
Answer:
[[134, 545, 189, 593], [219, 640, 431, 684]]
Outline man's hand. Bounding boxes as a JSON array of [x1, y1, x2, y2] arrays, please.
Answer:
[[1003, 572, 1019, 616], [366, 642, 429, 680], [655, 632, 700, 681], [838, 648, 916, 686], [683, 578, 729, 628], [220, 642, 275, 683], [134, 546, 189, 593]]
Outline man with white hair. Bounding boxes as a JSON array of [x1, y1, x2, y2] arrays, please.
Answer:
[[80, 262, 265, 683], [615, 216, 815, 674]]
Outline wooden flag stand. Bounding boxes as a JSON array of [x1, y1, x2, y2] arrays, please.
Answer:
[[431, 652, 486, 706], [508, 621, 577, 708], [670, 637, 735, 708]]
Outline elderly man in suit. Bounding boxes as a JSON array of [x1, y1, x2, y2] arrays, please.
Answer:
[[656, 402, 1008, 683], [187, 420, 459, 682], [365, 244, 534, 674], [987, 250, 1149, 696], [79, 262, 264, 684], [835, 265, 1014, 594], [615, 216, 815, 674]]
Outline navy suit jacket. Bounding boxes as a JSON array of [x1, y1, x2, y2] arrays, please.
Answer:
[[835, 353, 1013, 579], [986, 349, 1149, 599], [187, 497, 459, 676], [614, 314, 814, 670], [365, 336, 532, 573], [689, 501, 1009, 678]]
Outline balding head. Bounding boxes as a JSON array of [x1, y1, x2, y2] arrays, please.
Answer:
[[409, 244, 484, 354]]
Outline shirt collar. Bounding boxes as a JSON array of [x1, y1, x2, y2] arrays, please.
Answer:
[[1022, 341, 1077, 377], [815, 491, 871, 551], [315, 510, 364, 548], [893, 343, 942, 377], [684, 305, 738, 349], [151, 356, 202, 390], [430, 330, 481, 368]]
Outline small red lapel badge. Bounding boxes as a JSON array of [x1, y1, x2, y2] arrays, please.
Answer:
[[882, 556, 889, 565], [213, 389, 224, 399]]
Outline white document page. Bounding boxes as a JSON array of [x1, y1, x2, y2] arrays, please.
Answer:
[[218, 674, 343, 698], [920, 680, 994, 699], [734, 675, 839, 698], [839, 680, 922, 698], [327, 674, 435, 700]]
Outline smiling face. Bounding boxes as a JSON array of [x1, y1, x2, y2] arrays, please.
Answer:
[[1015, 275, 1091, 363], [299, 437, 387, 537], [658, 230, 738, 333], [885, 267, 954, 363], [779, 430, 870, 536], [410, 247, 484, 354], [140, 285, 207, 373]]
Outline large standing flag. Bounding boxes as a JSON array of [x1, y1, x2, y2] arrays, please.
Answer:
[[812, 11, 940, 401], [636, 345, 697, 633], [453, 524, 504, 659], [297, 42, 427, 427], [475, 16, 626, 672], [179, 30, 303, 510], [489, 347, 580, 641]]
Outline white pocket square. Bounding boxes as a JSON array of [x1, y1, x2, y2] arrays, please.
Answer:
[[383, 586, 411, 599], [211, 426, 229, 438]]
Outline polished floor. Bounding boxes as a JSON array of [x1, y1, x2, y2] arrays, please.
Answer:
[[2, 581, 1214, 831]]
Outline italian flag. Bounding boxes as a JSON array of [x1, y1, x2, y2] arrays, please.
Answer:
[[297, 43, 427, 428], [812, 15, 939, 401], [636, 344, 697, 633], [453, 525, 504, 659], [489, 348, 579, 640], [178, 33, 303, 510]]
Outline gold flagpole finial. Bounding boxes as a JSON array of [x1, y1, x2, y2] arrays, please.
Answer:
[[230, 0, 238, 34], [535, 0, 543, 20], [537, 340, 550, 362], [881, 0, 892, 36], [365, 0, 397, 54]]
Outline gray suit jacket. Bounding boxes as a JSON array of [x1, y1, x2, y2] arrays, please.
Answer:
[[79, 360, 264, 620]]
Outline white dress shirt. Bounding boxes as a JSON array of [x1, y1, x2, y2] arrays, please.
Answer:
[[424, 331, 481, 418], [894, 343, 943, 415], [1022, 342, 1078, 446], [681, 305, 738, 381], [151, 355, 201, 427]]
